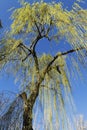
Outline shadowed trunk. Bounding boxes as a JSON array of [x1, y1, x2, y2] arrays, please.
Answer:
[[22, 84, 40, 130], [22, 107, 33, 130]]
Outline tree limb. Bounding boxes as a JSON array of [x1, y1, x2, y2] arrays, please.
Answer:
[[31, 35, 42, 76], [42, 47, 84, 78], [34, 22, 41, 37]]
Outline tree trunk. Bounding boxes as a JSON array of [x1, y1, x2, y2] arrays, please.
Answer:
[[22, 106, 33, 130], [22, 85, 39, 130]]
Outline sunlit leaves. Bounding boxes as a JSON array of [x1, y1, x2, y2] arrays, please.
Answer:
[[0, 1, 87, 129], [11, 1, 87, 50]]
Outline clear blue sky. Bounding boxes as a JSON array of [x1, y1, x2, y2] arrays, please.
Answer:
[[0, 0, 87, 121]]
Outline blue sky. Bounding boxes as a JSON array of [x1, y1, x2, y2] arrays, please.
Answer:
[[0, 0, 87, 122]]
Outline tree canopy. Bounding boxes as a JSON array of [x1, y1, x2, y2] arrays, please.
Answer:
[[0, 1, 87, 130]]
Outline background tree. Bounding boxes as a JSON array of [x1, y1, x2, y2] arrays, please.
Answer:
[[0, 92, 23, 130], [0, 1, 87, 130]]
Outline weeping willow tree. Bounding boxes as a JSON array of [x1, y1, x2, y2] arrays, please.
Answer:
[[0, 0, 87, 130]]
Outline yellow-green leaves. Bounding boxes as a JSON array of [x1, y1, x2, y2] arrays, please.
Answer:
[[11, 2, 72, 35], [55, 54, 70, 88], [11, 39, 21, 50], [11, 1, 87, 51], [39, 53, 70, 91], [39, 53, 52, 69], [11, 4, 32, 34]]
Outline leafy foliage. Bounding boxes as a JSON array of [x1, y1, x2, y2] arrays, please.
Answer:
[[0, 1, 87, 130]]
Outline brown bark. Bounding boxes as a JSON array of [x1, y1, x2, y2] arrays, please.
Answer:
[[22, 107, 33, 130], [22, 82, 40, 130]]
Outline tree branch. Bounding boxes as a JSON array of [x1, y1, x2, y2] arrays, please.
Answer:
[[22, 52, 31, 62], [42, 47, 84, 78], [18, 43, 32, 62], [34, 22, 41, 37], [19, 43, 32, 53], [32, 36, 41, 75], [61, 47, 84, 56]]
